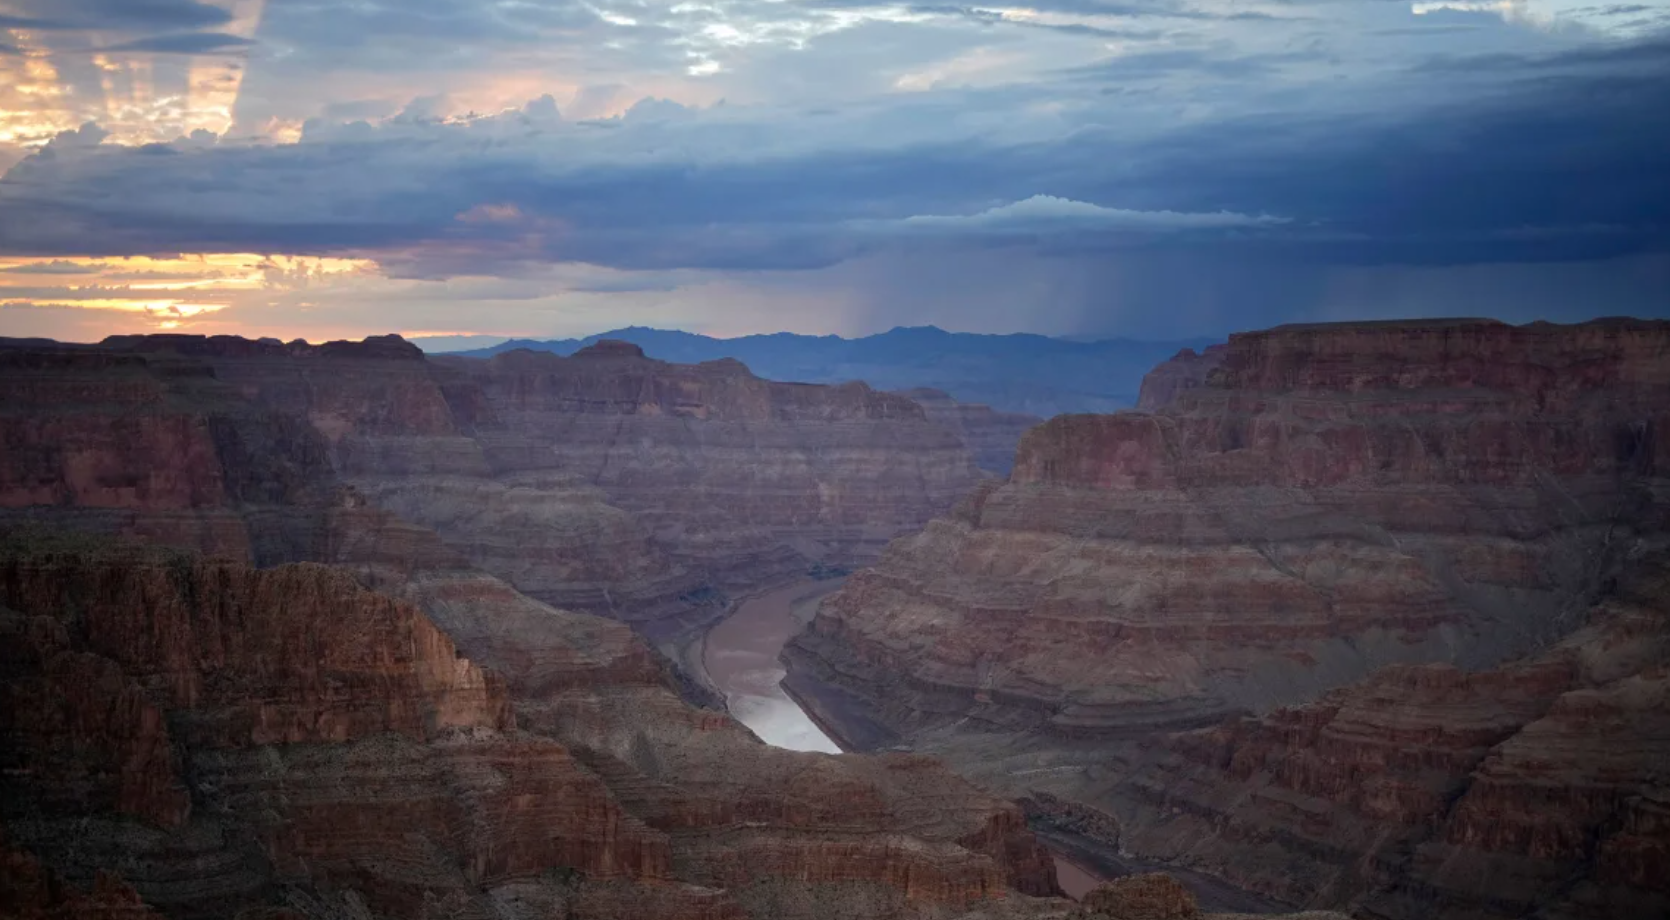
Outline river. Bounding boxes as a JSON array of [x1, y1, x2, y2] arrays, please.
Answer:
[[701, 577, 845, 753], [698, 575, 1114, 901]]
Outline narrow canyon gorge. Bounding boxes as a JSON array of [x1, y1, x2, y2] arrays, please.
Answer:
[[2, 319, 1665, 920]]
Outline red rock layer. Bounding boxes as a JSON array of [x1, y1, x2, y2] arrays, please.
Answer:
[[0, 833, 162, 920], [0, 330, 1067, 919], [0, 532, 1071, 920], [438, 342, 984, 593], [0, 537, 683, 919], [784, 318, 1670, 918], [1134, 344, 1225, 412], [896, 387, 1043, 476], [1115, 554, 1670, 920], [0, 334, 984, 634]]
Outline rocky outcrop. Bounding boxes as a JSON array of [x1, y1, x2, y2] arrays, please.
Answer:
[[785, 318, 1670, 918], [0, 834, 162, 920], [896, 388, 1042, 476], [1135, 345, 1225, 412], [1076, 874, 1197, 920]]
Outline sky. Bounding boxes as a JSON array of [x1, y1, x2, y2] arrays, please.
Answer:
[[0, 0, 1666, 343]]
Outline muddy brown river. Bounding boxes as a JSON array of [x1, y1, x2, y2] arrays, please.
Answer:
[[702, 577, 845, 753], [700, 575, 1114, 900]]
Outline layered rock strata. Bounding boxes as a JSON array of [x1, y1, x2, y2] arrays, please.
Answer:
[[0, 531, 1071, 920], [1110, 551, 1670, 919], [1135, 345, 1225, 412], [437, 342, 984, 593], [0, 334, 983, 634], [896, 388, 1042, 477], [0, 335, 1068, 919], [785, 318, 1670, 918]]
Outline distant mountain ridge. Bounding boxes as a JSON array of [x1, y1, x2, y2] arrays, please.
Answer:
[[423, 326, 1216, 416]]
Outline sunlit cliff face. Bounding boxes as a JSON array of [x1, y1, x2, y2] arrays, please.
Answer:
[[1, 0, 1667, 343]]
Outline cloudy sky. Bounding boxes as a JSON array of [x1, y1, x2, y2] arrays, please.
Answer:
[[0, 0, 1666, 342]]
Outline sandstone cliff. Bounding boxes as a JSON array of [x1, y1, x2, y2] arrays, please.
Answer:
[[0, 334, 1068, 919], [1135, 345, 1225, 412], [436, 342, 984, 596], [784, 318, 1670, 918], [895, 388, 1042, 476], [0, 334, 983, 635], [0, 530, 1076, 919]]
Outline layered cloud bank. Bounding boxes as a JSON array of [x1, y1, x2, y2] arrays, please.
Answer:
[[0, 0, 1666, 340]]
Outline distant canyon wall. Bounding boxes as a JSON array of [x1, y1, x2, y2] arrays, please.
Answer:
[[784, 318, 1670, 920], [0, 334, 1003, 636], [0, 336, 1069, 918]]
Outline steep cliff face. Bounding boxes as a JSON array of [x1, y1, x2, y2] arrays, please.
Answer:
[[0, 534, 1072, 920], [1134, 345, 1226, 412], [438, 343, 984, 591], [1114, 552, 1670, 920], [0, 335, 1070, 919], [784, 318, 1670, 917], [896, 388, 1042, 477], [2, 334, 982, 633], [80, 334, 702, 624], [0, 537, 682, 920]]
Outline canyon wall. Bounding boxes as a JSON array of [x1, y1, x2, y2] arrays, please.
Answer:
[[435, 342, 985, 601], [0, 334, 984, 635], [785, 318, 1670, 918], [896, 388, 1042, 476], [1135, 345, 1225, 412], [0, 336, 1070, 919], [0, 534, 1070, 920]]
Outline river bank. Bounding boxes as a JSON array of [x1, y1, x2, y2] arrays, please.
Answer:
[[691, 575, 1288, 908], [697, 576, 848, 753]]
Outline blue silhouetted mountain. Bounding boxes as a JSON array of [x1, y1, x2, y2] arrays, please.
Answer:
[[416, 326, 1215, 417]]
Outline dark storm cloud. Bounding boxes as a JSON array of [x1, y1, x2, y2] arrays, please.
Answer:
[[1413, 34, 1670, 74], [251, 0, 617, 53], [103, 32, 256, 54], [0, 0, 232, 31], [1074, 41, 1670, 264], [1, 29, 1667, 281]]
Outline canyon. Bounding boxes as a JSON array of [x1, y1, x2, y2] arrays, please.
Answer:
[[3, 318, 1665, 920], [0, 335, 1075, 918], [0, 334, 999, 642], [784, 318, 1670, 920]]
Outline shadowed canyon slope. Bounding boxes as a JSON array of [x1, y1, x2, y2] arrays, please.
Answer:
[[0, 334, 995, 637], [784, 318, 1670, 919], [432, 340, 987, 610], [894, 389, 1043, 477], [0, 336, 1070, 918], [0, 534, 1066, 920]]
